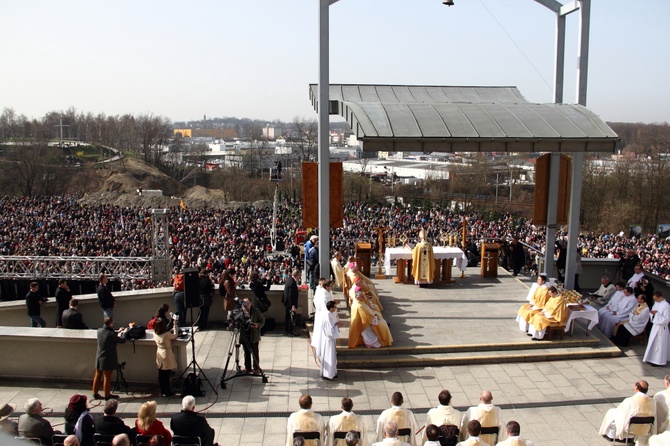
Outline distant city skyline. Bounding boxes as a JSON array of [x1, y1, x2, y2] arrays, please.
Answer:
[[1, 0, 668, 125]]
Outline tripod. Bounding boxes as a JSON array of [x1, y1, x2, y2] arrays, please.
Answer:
[[176, 306, 217, 395], [220, 322, 268, 389], [113, 361, 128, 393]]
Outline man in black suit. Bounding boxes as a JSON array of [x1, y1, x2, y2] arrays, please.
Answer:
[[97, 274, 115, 319], [93, 399, 134, 441], [170, 396, 217, 446], [55, 279, 73, 327], [62, 299, 89, 330], [283, 268, 300, 336]]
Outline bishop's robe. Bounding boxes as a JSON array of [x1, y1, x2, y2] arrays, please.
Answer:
[[347, 270, 383, 311], [411, 241, 435, 285], [331, 258, 345, 288], [348, 299, 392, 348]]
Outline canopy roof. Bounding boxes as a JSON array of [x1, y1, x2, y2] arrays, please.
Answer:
[[309, 84, 618, 153]]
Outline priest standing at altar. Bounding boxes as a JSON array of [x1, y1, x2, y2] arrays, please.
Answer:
[[410, 229, 435, 287]]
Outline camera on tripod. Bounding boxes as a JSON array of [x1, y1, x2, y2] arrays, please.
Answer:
[[228, 299, 251, 332]]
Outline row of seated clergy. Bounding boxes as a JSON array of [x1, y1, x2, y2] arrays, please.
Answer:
[[516, 275, 550, 332], [597, 284, 637, 338], [527, 286, 569, 340]]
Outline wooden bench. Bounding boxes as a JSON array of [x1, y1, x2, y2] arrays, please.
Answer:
[[547, 324, 566, 340]]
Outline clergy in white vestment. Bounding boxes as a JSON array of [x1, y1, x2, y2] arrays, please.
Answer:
[[599, 380, 656, 442], [643, 292, 670, 366], [598, 286, 637, 338], [320, 301, 342, 380], [456, 420, 491, 446], [421, 390, 461, 444], [326, 397, 367, 446], [376, 392, 419, 446], [494, 421, 534, 446], [611, 294, 650, 346], [331, 252, 345, 289], [286, 394, 327, 446], [590, 276, 616, 305], [627, 264, 646, 289], [460, 390, 502, 446], [371, 421, 411, 446], [653, 374, 670, 434], [311, 279, 335, 359]]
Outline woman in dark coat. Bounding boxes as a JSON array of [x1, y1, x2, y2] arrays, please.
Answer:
[[64, 394, 95, 446], [249, 271, 271, 313]]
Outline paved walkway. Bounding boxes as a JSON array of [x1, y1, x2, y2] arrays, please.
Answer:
[[1, 267, 668, 446]]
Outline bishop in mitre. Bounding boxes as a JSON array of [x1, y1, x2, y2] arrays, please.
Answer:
[[411, 228, 435, 287]]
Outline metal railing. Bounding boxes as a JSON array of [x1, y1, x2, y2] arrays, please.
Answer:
[[0, 256, 153, 280]]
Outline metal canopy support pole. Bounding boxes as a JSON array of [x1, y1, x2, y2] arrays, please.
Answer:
[[317, 0, 332, 275], [564, 0, 590, 290]]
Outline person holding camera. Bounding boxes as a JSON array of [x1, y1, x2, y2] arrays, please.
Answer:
[[92, 318, 127, 401], [241, 298, 265, 375], [249, 271, 272, 313], [153, 314, 179, 397]]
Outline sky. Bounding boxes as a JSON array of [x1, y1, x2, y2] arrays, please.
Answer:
[[1, 0, 668, 125]]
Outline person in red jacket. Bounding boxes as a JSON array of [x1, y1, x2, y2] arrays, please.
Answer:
[[134, 401, 171, 445]]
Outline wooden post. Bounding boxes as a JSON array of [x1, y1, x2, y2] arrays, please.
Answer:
[[375, 225, 389, 279]]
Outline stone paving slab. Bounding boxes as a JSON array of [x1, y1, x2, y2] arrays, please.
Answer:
[[1, 267, 668, 446]]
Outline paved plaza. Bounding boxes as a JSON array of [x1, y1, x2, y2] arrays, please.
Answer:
[[1, 267, 668, 445]]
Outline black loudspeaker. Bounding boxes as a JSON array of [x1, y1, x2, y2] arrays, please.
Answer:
[[183, 268, 200, 308]]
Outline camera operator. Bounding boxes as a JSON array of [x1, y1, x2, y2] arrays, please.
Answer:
[[241, 298, 264, 375], [620, 249, 641, 282]]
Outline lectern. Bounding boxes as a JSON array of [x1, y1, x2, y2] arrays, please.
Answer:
[[481, 243, 500, 278], [355, 242, 372, 277]]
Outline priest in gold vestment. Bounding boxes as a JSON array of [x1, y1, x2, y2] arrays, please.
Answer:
[[326, 397, 367, 446], [528, 287, 569, 340], [286, 394, 327, 446], [376, 392, 419, 446], [410, 229, 435, 286], [517, 275, 549, 332]]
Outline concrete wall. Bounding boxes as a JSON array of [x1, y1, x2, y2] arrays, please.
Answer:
[[0, 286, 308, 329], [0, 327, 188, 384]]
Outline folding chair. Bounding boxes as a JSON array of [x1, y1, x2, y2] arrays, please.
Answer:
[[397, 428, 411, 444], [613, 415, 655, 445], [173, 435, 202, 446], [293, 431, 320, 445], [93, 433, 117, 446], [332, 430, 360, 445], [52, 434, 69, 446], [480, 426, 500, 446]]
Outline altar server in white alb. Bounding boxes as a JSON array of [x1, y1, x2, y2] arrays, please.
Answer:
[[599, 380, 656, 443], [311, 279, 334, 360], [320, 300, 342, 380], [643, 291, 670, 366], [653, 374, 670, 434], [610, 294, 650, 346]]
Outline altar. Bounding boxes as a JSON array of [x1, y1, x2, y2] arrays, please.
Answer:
[[384, 246, 468, 283]]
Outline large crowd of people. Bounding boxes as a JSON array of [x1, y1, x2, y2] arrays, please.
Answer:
[[2, 196, 670, 292]]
